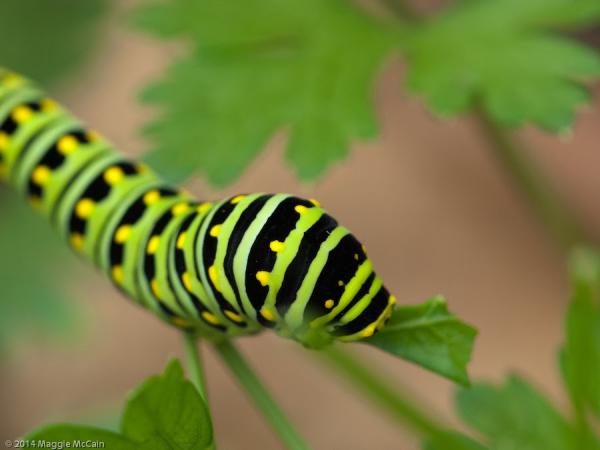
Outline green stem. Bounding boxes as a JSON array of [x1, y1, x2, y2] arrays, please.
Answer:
[[474, 111, 587, 252], [320, 346, 444, 437], [213, 340, 311, 450], [319, 348, 490, 449], [183, 332, 216, 450], [183, 332, 209, 401]]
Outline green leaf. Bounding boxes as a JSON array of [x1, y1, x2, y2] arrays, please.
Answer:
[[122, 359, 213, 448], [0, 190, 78, 351], [404, 0, 600, 132], [27, 360, 213, 450], [456, 376, 579, 450], [364, 296, 477, 386], [560, 247, 600, 418], [131, 0, 396, 185], [0, 0, 109, 85], [423, 430, 487, 450]]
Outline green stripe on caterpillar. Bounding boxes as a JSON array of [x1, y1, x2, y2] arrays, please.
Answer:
[[0, 68, 395, 348]]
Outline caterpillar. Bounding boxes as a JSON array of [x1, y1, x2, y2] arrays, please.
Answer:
[[0, 69, 395, 348]]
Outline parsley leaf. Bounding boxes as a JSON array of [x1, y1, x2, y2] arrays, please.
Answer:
[[560, 247, 600, 419], [365, 296, 477, 386], [456, 376, 579, 450], [0, 191, 78, 352], [404, 0, 600, 131], [132, 0, 396, 185], [0, 0, 109, 86], [27, 360, 213, 449]]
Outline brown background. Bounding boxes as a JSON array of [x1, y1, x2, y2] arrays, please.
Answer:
[[2, 2, 600, 449]]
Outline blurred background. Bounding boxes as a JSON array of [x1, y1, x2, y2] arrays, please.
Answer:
[[1, 0, 599, 449]]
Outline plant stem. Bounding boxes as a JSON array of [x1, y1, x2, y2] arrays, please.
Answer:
[[213, 340, 311, 450], [183, 332, 209, 402], [320, 346, 444, 436], [183, 332, 217, 450], [474, 111, 587, 252]]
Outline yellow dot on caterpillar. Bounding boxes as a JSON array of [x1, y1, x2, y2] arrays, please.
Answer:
[[143, 190, 160, 205], [197, 202, 212, 214], [177, 232, 186, 250], [255, 271, 270, 287], [224, 310, 244, 323], [172, 202, 189, 216], [269, 240, 284, 253], [40, 98, 56, 111], [202, 311, 221, 325], [115, 225, 133, 244], [209, 224, 221, 237], [87, 130, 100, 142], [151, 279, 161, 299], [3, 73, 20, 86], [309, 198, 321, 207], [103, 166, 125, 185], [70, 233, 84, 251], [337, 280, 344, 287], [75, 198, 95, 219], [324, 299, 335, 309], [361, 324, 376, 338], [388, 295, 396, 305], [57, 135, 78, 155], [362, 244, 366, 253], [12, 105, 33, 123], [29, 196, 42, 209], [354, 253, 359, 260], [208, 265, 221, 291], [294, 205, 308, 215], [171, 317, 192, 328], [32, 165, 51, 185], [260, 307, 275, 321], [182, 272, 193, 292], [0, 132, 9, 151], [112, 266, 124, 284], [230, 194, 246, 204], [147, 235, 160, 254]]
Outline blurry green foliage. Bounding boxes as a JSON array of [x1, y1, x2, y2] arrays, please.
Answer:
[[366, 296, 476, 386], [560, 248, 600, 419], [132, 0, 396, 185], [0, 0, 109, 86], [405, 0, 600, 131], [425, 247, 600, 450], [0, 190, 78, 351], [0, 1, 109, 349], [455, 377, 582, 450], [424, 431, 486, 450], [27, 360, 213, 449], [132, 0, 600, 184]]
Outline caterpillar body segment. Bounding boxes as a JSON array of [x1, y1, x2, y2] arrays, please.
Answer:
[[0, 69, 396, 348]]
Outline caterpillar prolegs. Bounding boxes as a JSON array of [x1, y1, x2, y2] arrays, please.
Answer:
[[0, 69, 395, 348]]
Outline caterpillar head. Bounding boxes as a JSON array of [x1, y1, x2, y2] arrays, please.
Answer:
[[255, 196, 396, 348]]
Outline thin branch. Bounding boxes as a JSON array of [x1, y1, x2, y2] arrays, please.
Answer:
[[320, 346, 444, 437], [213, 340, 311, 450], [474, 110, 588, 252], [183, 332, 209, 402]]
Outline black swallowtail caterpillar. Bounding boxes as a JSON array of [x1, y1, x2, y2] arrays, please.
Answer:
[[0, 69, 395, 348]]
